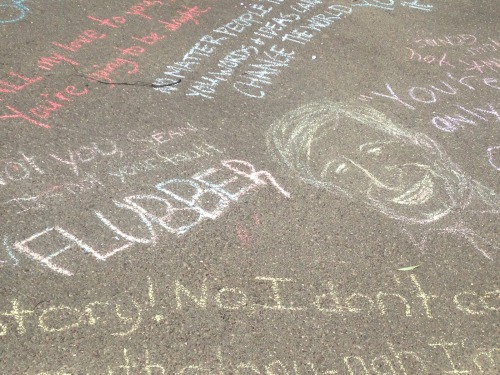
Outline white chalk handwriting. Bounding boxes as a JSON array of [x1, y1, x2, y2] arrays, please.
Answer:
[[11, 159, 290, 275], [153, 0, 433, 99], [28, 341, 500, 375], [1, 273, 498, 338], [361, 72, 500, 132]]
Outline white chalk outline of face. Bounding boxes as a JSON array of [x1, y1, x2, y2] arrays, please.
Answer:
[[358, 142, 438, 206], [320, 109, 456, 222], [267, 101, 466, 225], [339, 141, 405, 188], [320, 141, 404, 192], [318, 137, 450, 220]]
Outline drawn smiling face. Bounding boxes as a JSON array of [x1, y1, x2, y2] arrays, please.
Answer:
[[309, 108, 457, 224]]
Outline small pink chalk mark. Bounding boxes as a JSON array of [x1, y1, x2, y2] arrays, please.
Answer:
[[254, 213, 261, 226], [236, 224, 251, 246], [236, 214, 261, 245]]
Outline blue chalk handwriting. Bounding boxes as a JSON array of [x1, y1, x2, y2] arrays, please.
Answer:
[[0, 0, 29, 24]]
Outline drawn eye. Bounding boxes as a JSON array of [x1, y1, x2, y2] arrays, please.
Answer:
[[366, 147, 382, 156], [335, 163, 348, 174], [359, 141, 388, 156], [321, 161, 348, 178]]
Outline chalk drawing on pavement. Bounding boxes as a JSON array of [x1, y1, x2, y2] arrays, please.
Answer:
[[267, 101, 499, 259], [488, 146, 500, 171], [1, 236, 19, 266], [12, 159, 290, 276], [0, 0, 29, 24]]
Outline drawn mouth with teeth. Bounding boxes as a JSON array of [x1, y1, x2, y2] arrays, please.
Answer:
[[391, 174, 434, 206]]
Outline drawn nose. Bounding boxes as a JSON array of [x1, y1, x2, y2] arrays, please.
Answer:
[[346, 158, 401, 191]]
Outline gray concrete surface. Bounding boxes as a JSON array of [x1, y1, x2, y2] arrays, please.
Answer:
[[1, 0, 498, 374]]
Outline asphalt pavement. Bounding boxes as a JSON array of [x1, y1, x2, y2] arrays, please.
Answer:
[[1, 1, 499, 374]]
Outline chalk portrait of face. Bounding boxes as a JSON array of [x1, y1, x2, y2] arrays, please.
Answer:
[[267, 102, 499, 259]]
